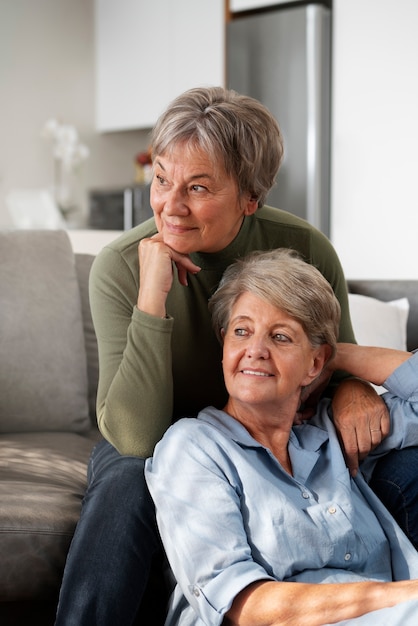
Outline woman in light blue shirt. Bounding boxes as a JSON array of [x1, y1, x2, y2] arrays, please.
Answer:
[[145, 248, 418, 625]]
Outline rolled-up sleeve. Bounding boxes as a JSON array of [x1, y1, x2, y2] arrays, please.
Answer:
[[384, 351, 418, 402], [361, 352, 418, 480], [145, 419, 273, 624]]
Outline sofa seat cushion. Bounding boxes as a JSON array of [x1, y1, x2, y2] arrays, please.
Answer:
[[0, 430, 101, 601]]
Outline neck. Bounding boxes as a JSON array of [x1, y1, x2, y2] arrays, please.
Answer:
[[224, 398, 298, 475]]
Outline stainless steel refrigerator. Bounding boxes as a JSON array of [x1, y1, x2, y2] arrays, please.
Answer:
[[227, 2, 331, 236]]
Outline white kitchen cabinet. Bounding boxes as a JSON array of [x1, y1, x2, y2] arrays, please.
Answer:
[[230, 0, 300, 12], [95, 0, 225, 131]]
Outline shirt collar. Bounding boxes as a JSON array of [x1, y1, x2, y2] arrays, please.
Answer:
[[198, 405, 329, 453]]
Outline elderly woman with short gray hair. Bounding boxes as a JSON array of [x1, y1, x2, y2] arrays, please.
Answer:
[[146, 248, 418, 626]]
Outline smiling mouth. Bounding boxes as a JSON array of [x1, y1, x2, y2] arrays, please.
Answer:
[[164, 222, 195, 233], [241, 370, 273, 377]]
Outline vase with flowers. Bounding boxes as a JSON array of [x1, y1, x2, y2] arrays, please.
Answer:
[[42, 119, 90, 219]]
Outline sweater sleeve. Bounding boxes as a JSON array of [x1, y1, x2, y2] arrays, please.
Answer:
[[89, 246, 174, 457], [307, 226, 357, 389], [309, 226, 356, 345]]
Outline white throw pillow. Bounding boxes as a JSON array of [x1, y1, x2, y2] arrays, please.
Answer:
[[348, 294, 410, 393]]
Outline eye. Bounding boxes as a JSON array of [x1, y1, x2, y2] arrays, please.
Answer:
[[190, 184, 207, 192], [272, 333, 290, 343], [234, 327, 249, 337], [156, 174, 166, 185]]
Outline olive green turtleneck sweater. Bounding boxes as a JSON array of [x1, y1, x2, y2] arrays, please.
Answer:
[[89, 206, 354, 457]]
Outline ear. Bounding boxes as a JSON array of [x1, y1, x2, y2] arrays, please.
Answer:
[[301, 344, 332, 387], [242, 193, 259, 216]]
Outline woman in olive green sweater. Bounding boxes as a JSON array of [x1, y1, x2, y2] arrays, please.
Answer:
[[90, 204, 356, 458]]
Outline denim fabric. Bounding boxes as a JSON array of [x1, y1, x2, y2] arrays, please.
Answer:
[[370, 446, 418, 550], [55, 439, 166, 626]]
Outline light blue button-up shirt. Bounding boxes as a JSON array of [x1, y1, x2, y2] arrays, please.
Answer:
[[145, 352, 418, 625]]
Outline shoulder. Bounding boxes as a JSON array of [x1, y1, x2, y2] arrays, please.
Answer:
[[152, 409, 237, 465], [154, 413, 216, 450], [253, 206, 336, 261], [256, 205, 313, 229]]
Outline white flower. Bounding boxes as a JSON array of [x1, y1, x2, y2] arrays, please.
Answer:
[[56, 124, 78, 147], [73, 143, 90, 165], [41, 118, 60, 139], [42, 119, 89, 172]]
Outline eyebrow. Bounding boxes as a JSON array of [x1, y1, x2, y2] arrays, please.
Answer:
[[229, 314, 298, 332], [230, 315, 253, 324], [154, 159, 215, 182]]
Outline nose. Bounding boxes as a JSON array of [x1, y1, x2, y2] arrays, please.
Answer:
[[164, 187, 189, 216], [246, 336, 270, 360]]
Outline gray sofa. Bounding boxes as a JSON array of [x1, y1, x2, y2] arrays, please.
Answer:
[[0, 230, 165, 625], [0, 228, 417, 624]]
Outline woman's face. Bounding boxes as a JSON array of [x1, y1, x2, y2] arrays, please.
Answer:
[[150, 142, 258, 254], [222, 292, 325, 414]]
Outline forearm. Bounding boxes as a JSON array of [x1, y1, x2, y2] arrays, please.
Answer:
[[332, 344, 411, 386], [96, 308, 174, 456], [225, 579, 418, 626], [90, 248, 175, 457]]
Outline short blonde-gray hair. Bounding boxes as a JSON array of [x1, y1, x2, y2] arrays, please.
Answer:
[[150, 86, 284, 208], [209, 248, 340, 353]]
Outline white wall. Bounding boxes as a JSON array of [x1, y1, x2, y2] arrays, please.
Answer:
[[2, 0, 417, 277], [0, 0, 150, 228], [331, 0, 418, 279]]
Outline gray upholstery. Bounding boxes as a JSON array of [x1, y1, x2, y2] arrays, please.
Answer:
[[0, 230, 90, 432], [75, 253, 100, 424], [0, 232, 101, 620], [0, 430, 99, 601]]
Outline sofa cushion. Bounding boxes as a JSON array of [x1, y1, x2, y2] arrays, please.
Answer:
[[348, 294, 409, 351], [0, 230, 90, 433], [347, 280, 418, 352], [0, 431, 100, 601], [348, 293, 409, 394]]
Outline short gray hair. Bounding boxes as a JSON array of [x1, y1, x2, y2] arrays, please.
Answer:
[[150, 86, 284, 208], [209, 248, 341, 352]]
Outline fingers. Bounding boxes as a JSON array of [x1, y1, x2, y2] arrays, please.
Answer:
[[331, 378, 391, 476], [337, 426, 360, 477], [356, 424, 381, 459], [337, 405, 389, 476], [146, 234, 201, 278], [337, 419, 380, 476], [369, 427, 383, 448], [137, 237, 201, 315]]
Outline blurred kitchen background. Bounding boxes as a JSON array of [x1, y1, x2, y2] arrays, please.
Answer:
[[1, 0, 417, 278]]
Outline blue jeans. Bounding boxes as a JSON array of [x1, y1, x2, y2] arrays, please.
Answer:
[[370, 447, 418, 550], [55, 439, 167, 626]]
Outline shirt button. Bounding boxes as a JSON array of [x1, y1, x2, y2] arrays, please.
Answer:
[[344, 553, 352, 561], [193, 587, 200, 597], [328, 506, 337, 514], [301, 491, 310, 499]]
